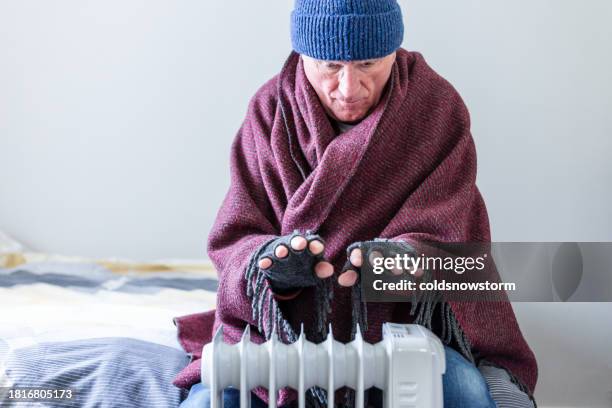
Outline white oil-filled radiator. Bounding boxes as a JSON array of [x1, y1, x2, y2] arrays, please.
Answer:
[[201, 323, 445, 408]]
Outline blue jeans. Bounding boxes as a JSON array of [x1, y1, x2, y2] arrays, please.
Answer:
[[180, 346, 496, 408], [179, 383, 270, 408]]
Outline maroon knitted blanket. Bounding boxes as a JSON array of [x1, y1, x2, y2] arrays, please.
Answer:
[[173, 48, 537, 405]]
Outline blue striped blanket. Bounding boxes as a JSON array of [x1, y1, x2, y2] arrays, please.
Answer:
[[0, 260, 218, 407]]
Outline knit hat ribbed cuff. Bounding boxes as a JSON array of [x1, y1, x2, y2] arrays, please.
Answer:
[[290, 2, 404, 61]]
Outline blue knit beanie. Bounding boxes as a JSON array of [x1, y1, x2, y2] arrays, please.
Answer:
[[290, 0, 404, 61]]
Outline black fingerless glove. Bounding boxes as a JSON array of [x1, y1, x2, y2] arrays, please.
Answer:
[[258, 229, 326, 293], [341, 238, 417, 278], [342, 238, 417, 336]]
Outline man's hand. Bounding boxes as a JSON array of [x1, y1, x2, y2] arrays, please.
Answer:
[[257, 230, 334, 293], [338, 240, 423, 287], [337, 245, 388, 287]]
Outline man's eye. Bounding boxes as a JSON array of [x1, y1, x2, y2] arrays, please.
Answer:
[[360, 61, 375, 68], [324, 63, 342, 70]]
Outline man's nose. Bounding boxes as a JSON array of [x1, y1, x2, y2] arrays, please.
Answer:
[[338, 67, 361, 100]]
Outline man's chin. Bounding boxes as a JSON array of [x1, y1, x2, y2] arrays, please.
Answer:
[[333, 110, 368, 124]]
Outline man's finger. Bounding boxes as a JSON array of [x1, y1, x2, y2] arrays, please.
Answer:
[[258, 257, 273, 269], [314, 261, 334, 278], [368, 250, 384, 265], [308, 239, 324, 255], [338, 270, 358, 287], [349, 248, 362, 267], [275, 245, 289, 258], [290, 235, 307, 251]]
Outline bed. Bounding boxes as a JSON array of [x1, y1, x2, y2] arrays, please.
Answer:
[[0, 245, 217, 407]]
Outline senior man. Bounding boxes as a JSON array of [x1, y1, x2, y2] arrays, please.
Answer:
[[174, 1, 538, 407]]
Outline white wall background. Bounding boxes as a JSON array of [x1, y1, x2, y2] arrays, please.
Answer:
[[1, 1, 611, 406], [1, 1, 611, 258]]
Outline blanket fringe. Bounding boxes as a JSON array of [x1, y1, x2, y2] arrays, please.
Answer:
[[245, 239, 332, 407], [351, 268, 475, 364]]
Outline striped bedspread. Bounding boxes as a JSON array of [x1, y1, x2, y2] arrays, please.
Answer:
[[0, 255, 218, 407]]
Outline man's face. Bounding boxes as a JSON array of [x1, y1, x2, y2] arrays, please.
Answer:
[[302, 52, 396, 123]]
